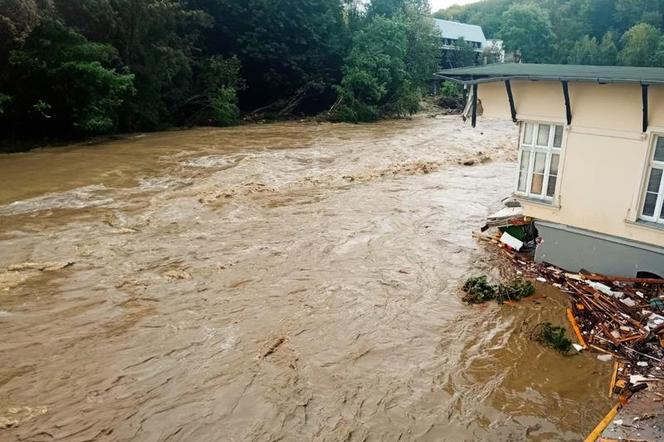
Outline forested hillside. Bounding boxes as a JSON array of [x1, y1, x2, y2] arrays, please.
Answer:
[[6, 0, 664, 147], [0, 0, 438, 143], [435, 0, 664, 66]]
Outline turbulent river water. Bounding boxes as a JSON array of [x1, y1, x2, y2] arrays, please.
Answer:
[[0, 116, 612, 441]]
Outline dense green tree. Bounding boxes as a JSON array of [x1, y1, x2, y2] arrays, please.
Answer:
[[437, 0, 663, 45], [2, 20, 134, 135], [434, 4, 466, 21], [434, 0, 511, 38], [402, 4, 441, 84], [0, 93, 10, 114], [598, 32, 619, 65], [0, 0, 56, 128], [52, 0, 116, 43], [541, 0, 586, 45], [181, 55, 243, 126], [333, 16, 412, 122], [45, 0, 219, 130], [0, 0, 445, 144], [19, 0, 664, 146], [0, 0, 55, 112], [333, 9, 438, 122], [566, 32, 617, 66], [189, 0, 348, 113], [578, 0, 616, 39], [436, 0, 664, 67], [567, 35, 600, 65], [614, 0, 662, 33], [443, 37, 477, 68], [619, 23, 661, 66], [499, 4, 554, 62], [654, 37, 664, 66], [0, 0, 54, 51], [367, 0, 430, 18], [107, 0, 212, 130]]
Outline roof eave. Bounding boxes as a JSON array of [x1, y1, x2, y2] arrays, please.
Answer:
[[433, 73, 664, 86]]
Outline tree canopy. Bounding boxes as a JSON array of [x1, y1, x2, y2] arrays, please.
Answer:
[[498, 4, 553, 62], [10, 0, 664, 144], [0, 0, 441, 142], [332, 9, 438, 122], [6, 20, 134, 134], [434, 0, 664, 66]]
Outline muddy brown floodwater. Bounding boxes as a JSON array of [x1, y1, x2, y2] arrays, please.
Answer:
[[0, 116, 612, 441]]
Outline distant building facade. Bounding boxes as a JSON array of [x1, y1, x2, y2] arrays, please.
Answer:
[[434, 19, 486, 53], [434, 19, 501, 69]]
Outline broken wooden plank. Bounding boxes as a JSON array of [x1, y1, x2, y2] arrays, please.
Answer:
[[584, 402, 621, 442], [600, 322, 620, 347], [617, 333, 646, 344], [584, 274, 664, 285], [608, 361, 618, 398], [567, 307, 587, 348], [589, 344, 621, 359]]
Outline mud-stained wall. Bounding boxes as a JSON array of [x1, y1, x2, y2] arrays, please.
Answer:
[[478, 80, 664, 248]]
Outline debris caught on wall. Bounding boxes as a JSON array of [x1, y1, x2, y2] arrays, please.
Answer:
[[476, 205, 664, 418]]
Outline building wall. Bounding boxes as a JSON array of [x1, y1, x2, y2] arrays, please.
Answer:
[[477, 80, 664, 248], [535, 221, 664, 277]]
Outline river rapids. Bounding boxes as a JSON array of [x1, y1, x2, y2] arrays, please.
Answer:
[[0, 116, 611, 441]]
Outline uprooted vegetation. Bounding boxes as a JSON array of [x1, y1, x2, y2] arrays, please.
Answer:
[[462, 276, 571, 353], [531, 322, 573, 354], [462, 275, 535, 304]]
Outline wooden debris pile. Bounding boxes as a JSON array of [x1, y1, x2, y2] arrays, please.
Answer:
[[482, 232, 664, 396]]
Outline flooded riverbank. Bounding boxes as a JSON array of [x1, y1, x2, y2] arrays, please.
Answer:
[[0, 116, 611, 440]]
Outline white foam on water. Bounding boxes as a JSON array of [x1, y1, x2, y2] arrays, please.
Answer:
[[0, 185, 115, 216]]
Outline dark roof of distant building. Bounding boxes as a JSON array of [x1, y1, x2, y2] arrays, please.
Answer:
[[436, 63, 664, 85]]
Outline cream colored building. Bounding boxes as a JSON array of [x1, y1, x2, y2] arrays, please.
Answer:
[[439, 64, 664, 278]]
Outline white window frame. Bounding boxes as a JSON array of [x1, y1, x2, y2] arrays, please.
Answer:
[[515, 121, 564, 202], [639, 135, 664, 224]]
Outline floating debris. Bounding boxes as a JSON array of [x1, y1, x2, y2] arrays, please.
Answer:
[[163, 269, 192, 280], [0, 406, 48, 429], [532, 322, 573, 354], [496, 278, 535, 302], [462, 275, 534, 304], [7, 261, 74, 272], [462, 276, 496, 304], [499, 231, 523, 251]]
